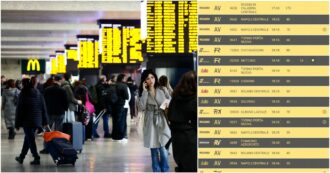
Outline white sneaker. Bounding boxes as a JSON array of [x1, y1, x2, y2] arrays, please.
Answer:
[[120, 138, 128, 144]]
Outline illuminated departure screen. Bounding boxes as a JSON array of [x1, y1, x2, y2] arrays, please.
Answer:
[[77, 35, 99, 69], [65, 44, 78, 61], [56, 51, 66, 74], [198, 1, 329, 172], [98, 20, 143, 64], [50, 55, 57, 75], [147, 1, 197, 54]]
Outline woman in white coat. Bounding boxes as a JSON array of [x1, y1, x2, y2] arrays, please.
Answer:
[[138, 69, 171, 172]]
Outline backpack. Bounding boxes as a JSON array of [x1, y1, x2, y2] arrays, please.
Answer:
[[105, 84, 118, 105]]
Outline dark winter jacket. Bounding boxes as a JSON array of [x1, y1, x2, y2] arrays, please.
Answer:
[[15, 88, 48, 128], [115, 82, 129, 106], [168, 94, 197, 130], [44, 83, 69, 116], [95, 83, 108, 112]]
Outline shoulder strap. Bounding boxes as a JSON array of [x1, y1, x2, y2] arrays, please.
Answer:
[[85, 93, 89, 102]]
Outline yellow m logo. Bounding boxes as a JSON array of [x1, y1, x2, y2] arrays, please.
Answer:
[[27, 59, 40, 71]]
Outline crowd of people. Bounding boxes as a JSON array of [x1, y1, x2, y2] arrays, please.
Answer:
[[1, 69, 197, 172]]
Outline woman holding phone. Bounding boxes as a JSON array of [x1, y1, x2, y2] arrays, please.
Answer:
[[138, 69, 171, 172]]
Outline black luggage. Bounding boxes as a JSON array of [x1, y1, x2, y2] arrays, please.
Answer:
[[46, 138, 78, 166], [62, 122, 83, 153]]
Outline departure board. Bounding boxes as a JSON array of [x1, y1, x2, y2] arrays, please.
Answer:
[[98, 20, 143, 64], [77, 35, 99, 68], [50, 55, 57, 75], [197, 1, 329, 172], [65, 44, 78, 61], [147, 1, 197, 54], [55, 50, 66, 74]]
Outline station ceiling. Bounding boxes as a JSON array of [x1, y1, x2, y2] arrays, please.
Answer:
[[1, 1, 141, 59]]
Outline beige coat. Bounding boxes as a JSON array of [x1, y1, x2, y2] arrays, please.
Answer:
[[138, 88, 171, 148]]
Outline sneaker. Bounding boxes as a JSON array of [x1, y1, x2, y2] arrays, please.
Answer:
[[30, 159, 40, 165], [39, 149, 49, 154], [120, 138, 128, 144], [15, 156, 24, 164]]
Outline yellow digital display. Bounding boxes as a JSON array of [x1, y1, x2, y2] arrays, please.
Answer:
[[50, 56, 57, 75], [147, 1, 197, 53], [56, 52, 66, 73], [66, 46, 78, 61], [77, 36, 99, 68], [99, 20, 143, 64]]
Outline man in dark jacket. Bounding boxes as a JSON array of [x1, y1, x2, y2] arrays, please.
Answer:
[[44, 75, 68, 131], [39, 75, 69, 154], [95, 75, 111, 138], [15, 78, 49, 165], [111, 74, 129, 141]]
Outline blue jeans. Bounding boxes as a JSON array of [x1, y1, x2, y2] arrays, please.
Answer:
[[20, 127, 40, 159], [102, 114, 110, 135], [150, 147, 169, 172], [94, 114, 110, 136]]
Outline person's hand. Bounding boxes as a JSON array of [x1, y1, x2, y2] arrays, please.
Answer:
[[143, 82, 148, 91], [77, 100, 82, 105]]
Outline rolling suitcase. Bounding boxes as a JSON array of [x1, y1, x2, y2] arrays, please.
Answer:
[[62, 122, 83, 153], [46, 138, 78, 166]]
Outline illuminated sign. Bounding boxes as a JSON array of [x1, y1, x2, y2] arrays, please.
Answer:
[[21, 58, 46, 74], [27, 59, 40, 71], [50, 55, 57, 75], [65, 44, 78, 61], [56, 50, 66, 74], [98, 20, 143, 64], [146, 1, 197, 54], [77, 35, 99, 68]]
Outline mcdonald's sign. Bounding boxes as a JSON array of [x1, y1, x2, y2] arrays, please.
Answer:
[[21, 59, 45, 74], [27, 59, 40, 71]]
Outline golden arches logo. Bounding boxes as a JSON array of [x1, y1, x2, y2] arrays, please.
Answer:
[[27, 59, 40, 71]]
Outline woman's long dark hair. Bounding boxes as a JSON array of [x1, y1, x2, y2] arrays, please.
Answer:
[[172, 71, 197, 98], [5, 79, 15, 89], [138, 69, 159, 97]]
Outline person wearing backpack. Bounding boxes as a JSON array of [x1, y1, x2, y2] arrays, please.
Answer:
[[95, 75, 111, 138], [111, 74, 129, 141], [2, 79, 20, 139]]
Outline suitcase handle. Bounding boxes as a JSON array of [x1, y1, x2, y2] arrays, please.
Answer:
[[43, 125, 52, 132], [93, 109, 107, 124]]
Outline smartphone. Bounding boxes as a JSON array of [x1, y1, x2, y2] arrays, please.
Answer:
[[144, 82, 149, 89]]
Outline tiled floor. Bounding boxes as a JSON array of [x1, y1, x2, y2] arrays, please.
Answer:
[[1, 117, 176, 172]]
